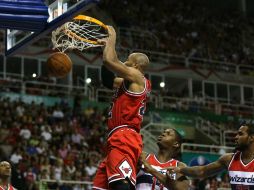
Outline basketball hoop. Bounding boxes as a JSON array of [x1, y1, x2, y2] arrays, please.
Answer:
[[52, 15, 108, 52]]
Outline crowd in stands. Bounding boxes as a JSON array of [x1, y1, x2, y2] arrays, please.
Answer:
[[152, 92, 254, 117], [0, 76, 85, 98], [100, 0, 254, 66], [0, 97, 107, 190], [191, 175, 231, 190]]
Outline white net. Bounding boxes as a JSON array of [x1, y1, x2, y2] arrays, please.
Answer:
[[52, 17, 108, 52]]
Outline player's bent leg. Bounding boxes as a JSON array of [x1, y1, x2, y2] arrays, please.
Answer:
[[109, 179, 135, 190]]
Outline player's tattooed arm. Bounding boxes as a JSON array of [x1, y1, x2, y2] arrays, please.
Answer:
[[168, 154, 232, 179]]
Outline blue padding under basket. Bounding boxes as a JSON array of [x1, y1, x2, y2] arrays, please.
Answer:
[[0, 21, 45, 31], [0, 13, 48, 31], [0, 2, 48, 15], [0, 0, 48, 30], [0, 13, 48, 22], [0, 0, 44, 5]]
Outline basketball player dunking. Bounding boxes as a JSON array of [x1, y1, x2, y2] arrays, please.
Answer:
[[137, 128, 189, 190], [92, 26, 151, 190], [0, 161, 16, 190], [168, 123, 254, 190]]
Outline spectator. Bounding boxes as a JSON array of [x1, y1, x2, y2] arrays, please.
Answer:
[[53, 159, 63, 181], [41, 125, 52, 141], [10, 148, 23, 165], [19, 125, 31, 140], [85, 159, 97, 180], [52, 106, 64, 119], [23, 167, 37, 190], [71, 130, 84, 145], [66, 161, 76, 178]]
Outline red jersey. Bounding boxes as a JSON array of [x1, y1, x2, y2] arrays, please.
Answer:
[[136, 154, 179, 190], [228, 151, 254, 190], [107, 77, 151, 134]]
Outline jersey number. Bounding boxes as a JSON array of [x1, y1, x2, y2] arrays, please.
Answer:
[[108, 102, 114, 118], [139, 99, 146, 118]]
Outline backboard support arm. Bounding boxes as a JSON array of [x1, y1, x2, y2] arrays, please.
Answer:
[[5, 0, 99, 56]]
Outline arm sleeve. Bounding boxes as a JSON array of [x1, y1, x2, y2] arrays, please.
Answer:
[[101, 64, 115, 89]]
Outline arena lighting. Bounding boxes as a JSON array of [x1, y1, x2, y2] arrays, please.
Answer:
[[32, 73, 37, 78], [85, 78, 92, 84], [160, 82, 165, 88]]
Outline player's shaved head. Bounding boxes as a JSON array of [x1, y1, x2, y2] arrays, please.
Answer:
[[129, 53, 149, 71]]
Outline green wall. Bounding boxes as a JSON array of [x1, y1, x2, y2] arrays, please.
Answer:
[[0, 92, 73, 107]]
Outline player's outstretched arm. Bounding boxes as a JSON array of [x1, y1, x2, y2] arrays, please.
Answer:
[[99, 26, 142, 82], [168, 153, 233, 179]]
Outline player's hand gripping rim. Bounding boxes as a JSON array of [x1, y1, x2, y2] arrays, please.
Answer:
[[97, 25, 116, 45]]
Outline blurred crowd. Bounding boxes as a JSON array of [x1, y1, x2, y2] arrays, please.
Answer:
[[100, 0, 254, 66], [191, 175, 231, 190], [0, 97, 107, 190]]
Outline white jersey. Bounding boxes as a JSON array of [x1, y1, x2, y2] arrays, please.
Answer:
[[136, 154, 179, 190]]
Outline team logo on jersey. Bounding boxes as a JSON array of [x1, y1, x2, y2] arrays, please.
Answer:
[[230, 174, 254, 183], [229, 171, 254, 185], [119, 160, 132, 178]]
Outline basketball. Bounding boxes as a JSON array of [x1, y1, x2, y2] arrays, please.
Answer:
[[47, 52, 72, 78]]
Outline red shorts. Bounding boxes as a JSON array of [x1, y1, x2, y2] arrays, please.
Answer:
[[92, 128, 143, 190]]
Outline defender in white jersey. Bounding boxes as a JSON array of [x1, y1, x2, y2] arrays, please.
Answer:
[[137, 128, 190, 190], [168, 122, 254, 190]]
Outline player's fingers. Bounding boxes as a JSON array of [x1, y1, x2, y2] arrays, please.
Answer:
[[167, 168, 175, 173], [165, 166, 174, 170], [140, 152, 146, 158], [166, 167, 178, 173], [140, 154, 148, 163], [166, 169, 175, 178], [97, 38, 107, 45], [166, 170, 177, 180], [106, 25, 116, 36]]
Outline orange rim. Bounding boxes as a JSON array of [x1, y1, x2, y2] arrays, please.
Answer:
[[74, 15, 108, 30], [65, 15, 108, 45]]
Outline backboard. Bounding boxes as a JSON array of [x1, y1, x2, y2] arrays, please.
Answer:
[[3, 0, 100, 56]]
